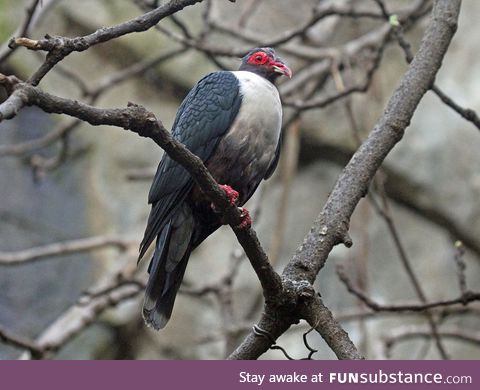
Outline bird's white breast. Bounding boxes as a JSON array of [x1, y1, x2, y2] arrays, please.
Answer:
[[205, 71, 282, 203], [232, 70, 282, 148]]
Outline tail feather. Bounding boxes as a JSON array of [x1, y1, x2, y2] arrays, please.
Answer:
[[145, 252, 190, 330], [142, 204, 194, 330], [143, 221, 172, 314]]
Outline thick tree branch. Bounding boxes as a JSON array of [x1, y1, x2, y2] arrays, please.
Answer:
[[301, 294, 363, 360], [230, 0, 461, 360], [227, 314, 292, 360], [283, 0, 461, 284], [298, 138, 480, 260]]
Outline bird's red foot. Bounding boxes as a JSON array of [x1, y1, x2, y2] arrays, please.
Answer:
[[236, 207, 252, 230], [212, 184, 240, 213], [219, 184, 239, 205]]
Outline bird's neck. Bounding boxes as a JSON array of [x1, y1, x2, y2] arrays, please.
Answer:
[[237, 64, 279, 84]]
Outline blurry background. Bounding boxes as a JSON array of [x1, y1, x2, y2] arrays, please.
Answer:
[[0, 0, 479, 359]]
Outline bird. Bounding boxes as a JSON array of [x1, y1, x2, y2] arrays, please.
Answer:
[[139, 47, 292, 330]]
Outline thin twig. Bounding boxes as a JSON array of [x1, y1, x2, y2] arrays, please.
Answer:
[[0, 326, 45, 359], [0, 235, 136, 266], [337, 264, 480, 312], [0, 0, 44, 63], [453, 241, 468, 298]]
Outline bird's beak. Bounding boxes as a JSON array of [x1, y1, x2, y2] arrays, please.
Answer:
[[272, 61, 292, 78]]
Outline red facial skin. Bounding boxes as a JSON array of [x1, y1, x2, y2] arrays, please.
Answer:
[[246, 51, 292, 78]]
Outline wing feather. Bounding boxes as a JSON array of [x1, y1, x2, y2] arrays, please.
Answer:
[[139, 71, 242, 258]]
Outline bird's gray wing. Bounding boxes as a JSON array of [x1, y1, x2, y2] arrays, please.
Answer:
[[264, 127, 283, 180], [139, 71, 242, 258]]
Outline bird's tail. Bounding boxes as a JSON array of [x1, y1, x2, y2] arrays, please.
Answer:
[[142, 203, 194, 330]]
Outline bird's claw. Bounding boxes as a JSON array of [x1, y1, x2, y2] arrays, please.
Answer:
[[219, 184, 239, 205], [211, 184, 240, 213], [211, 185, 250, 229], [236, 207, 252, 229]]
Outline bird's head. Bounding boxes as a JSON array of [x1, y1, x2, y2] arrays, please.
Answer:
[[239, 47, 292, 83]]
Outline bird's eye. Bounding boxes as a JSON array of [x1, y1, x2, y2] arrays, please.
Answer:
[[255, 55, 263, 62]]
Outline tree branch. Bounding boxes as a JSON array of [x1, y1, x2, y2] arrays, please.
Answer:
[[0, 0, 45, 64], [0, 326, 44, 359], [0, 235, 135, 266], [230, 0, 461, 360], [337, 263, 480, 312], [301, 294, 363, 360], [283, 0, 461, 284], [8, 0, 204, 85]]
